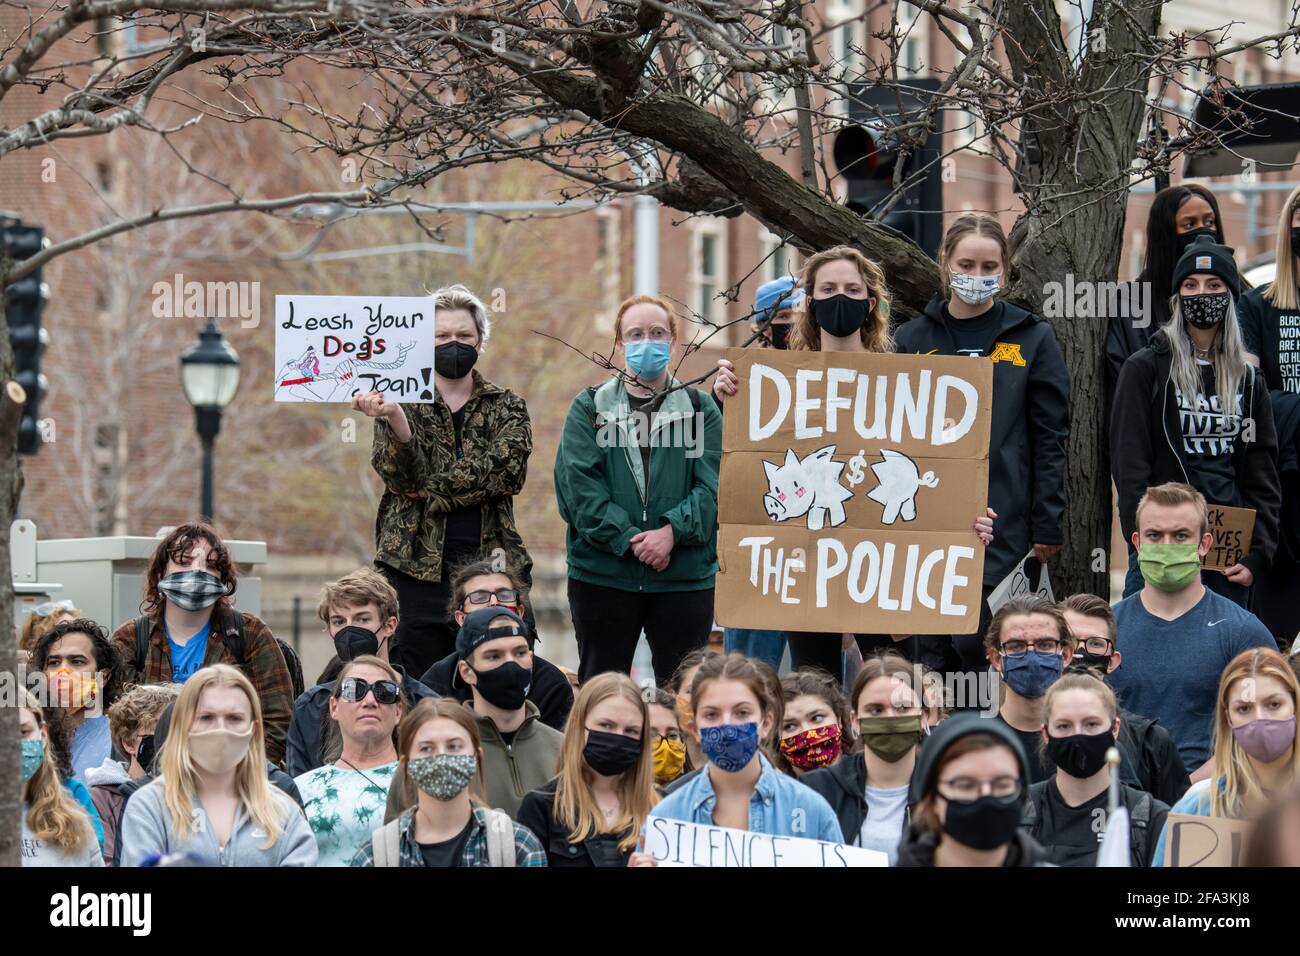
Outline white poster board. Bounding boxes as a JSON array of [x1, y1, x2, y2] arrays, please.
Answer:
[[274, 295, 436, 403], [643, 815, 888, 867], [986, 549, 1053, 615]]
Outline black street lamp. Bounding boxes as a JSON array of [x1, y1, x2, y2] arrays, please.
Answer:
[[181, 318, 241, 523]]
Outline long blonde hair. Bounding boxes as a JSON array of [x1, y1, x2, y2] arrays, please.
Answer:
[[20, 690, 95, 852], [788, 245, 892, 352], [555, 673, 658, 854], [1265, 184, 1300, 312], [1210, 648, 1300, 818], [160, 664, 282, 847], [1163, 295, 1250, 426]]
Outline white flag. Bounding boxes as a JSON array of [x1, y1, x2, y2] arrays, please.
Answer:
[[1096, 806, 1131, 867]]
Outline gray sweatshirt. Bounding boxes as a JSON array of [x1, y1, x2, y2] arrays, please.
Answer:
[[119, 777, 318, 867], [21, 806, 104, 867]]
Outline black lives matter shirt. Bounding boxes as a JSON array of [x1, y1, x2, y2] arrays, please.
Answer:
[[1239, 287, 1300, 394], [1174, 363, 1243, 508]]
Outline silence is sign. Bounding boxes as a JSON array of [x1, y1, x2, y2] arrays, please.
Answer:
[[274, 295, 437, 403], [715, 348, 992, 635]]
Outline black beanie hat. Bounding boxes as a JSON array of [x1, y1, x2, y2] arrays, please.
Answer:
[[908, 713, 1031, 807], [1171, 234, 1241, 301]]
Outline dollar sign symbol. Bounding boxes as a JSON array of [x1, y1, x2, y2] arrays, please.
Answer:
[[846, 449, 867, 487]]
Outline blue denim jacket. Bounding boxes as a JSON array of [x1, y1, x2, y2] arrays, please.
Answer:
[[650, 754, 845, 843]]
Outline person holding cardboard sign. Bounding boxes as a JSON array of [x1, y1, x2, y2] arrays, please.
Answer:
[[1237, 183, 1300, 644], [1022, 672, 1170, 866], [1111, 484, 1277, 774], [632, 654, 843, 865], [713, 246, 996, 676], [894, 214, 1070, 676], [1112, 235, 1281, 608], [555, 294, 722, 683], [1152, 647, 1300, 866]]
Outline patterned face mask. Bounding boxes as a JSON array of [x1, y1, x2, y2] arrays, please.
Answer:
[[157, 570, 228, 612], [407, 753, 477, 801], [778, 724, 843, 771], [1180, 291, 1230, 330], [699, 722, 761, 773]]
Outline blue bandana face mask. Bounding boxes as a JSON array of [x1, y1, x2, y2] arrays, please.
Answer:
[[699, 721, 761, 772], [21, 738, 44, 784], [624, 340, 671, 380], [1000, 650, 1062, 699]]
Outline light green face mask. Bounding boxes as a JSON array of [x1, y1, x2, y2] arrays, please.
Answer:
[[1138, 542, 1202, 592]]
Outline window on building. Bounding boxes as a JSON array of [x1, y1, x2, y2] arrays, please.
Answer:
[[594, 207, 621, 332], [692, 220, 729, 326]]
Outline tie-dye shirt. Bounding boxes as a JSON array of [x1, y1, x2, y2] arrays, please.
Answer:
[[295, 762, 397, 867]]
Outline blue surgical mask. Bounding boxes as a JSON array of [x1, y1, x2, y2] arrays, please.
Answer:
[[1000, 650, 1062, 699], [624, 340, 671, 380], [21, 738, 44, 784], [699, 721, 760, 772]]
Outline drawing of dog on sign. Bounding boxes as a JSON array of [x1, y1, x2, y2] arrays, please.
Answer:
[[761, 446, 854, 531]]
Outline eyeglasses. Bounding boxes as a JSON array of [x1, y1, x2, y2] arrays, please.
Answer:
[[28, 600, 74, 618], [999, 639, 1062, 658], [1078, 637, 1114, 656], [465, 588, 519, 607], [652, 731, 684, 746], [622, 327, 672, 343], [338, 677, 401, 705], [937, 775, 1021, 802]]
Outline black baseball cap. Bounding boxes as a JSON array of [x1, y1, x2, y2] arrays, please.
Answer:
[[455, 606, 528, 659]]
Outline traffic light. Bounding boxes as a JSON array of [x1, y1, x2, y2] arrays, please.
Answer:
[[832, 78, 945, 259], [2, 222, 49, 455]]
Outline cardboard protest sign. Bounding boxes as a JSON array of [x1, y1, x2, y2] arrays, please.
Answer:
[[986, 550, 1054, 615], [1162, 813, 1250, 867], [643, 816, 888, 867], [716, 348, 992, 634], [1201, 505, 1255, 573], [274, 295, 436, 403]]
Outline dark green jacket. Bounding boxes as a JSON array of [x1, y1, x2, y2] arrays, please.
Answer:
[[371, 370, 532, 583], [554, 376, 720, 592]]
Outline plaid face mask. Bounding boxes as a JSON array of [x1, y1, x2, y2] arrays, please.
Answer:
[[157, 570, 227, 611]]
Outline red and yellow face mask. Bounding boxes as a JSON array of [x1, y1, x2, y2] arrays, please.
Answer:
[[778, 724, 843, 771]]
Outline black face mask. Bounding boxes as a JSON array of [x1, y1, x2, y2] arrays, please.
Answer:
[[434, 341, 479, 379], [469, 660, 532, 710], [1176, 226, 1218, 254], [942, 793, 1023, 851], [1068, 652, 1112, 676], [810, 294, 872, 338], [1045, 730, 1114, 780], [136, 735, 157, 773], [333, 625, 384, 661], [769, 322, 791, 350], [583, 729, 643, 776], [1181, 291, 1230, 330]]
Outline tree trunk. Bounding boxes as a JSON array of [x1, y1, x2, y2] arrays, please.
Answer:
[[0, 280, 26, 868]]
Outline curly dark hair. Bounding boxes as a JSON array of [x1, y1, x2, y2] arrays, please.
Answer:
[[32, 617, 126, 780], [142, 523, 237, 614]]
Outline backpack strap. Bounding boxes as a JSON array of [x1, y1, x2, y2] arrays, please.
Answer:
[[133, 615, 152, 675], [483, 809, 516, 868], [371, 818, 404, 868], [1128, 790, 1152, 829], [217, 606, 247, 667], [589, 383, 702, 412]]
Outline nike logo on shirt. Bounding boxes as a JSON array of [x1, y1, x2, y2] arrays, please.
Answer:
[[1207, 619, 1227, 627]]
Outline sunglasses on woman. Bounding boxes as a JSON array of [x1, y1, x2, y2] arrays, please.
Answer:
[[337, 677, 401, 705]]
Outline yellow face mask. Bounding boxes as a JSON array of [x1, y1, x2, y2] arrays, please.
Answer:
[[653, 737, 687, 784]]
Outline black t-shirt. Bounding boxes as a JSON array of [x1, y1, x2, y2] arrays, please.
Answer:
[[1175, 363, 1242, 507], [442, 406, 483, 552], [1035, 778, 1109, 867], [627, 390, 661, 481], [499, 728, 518, 747], [417, 816, 474, 868], [1239, 287, 1300, 393], [943, 303, 1003, 357], [997, 716, 1051, 784]]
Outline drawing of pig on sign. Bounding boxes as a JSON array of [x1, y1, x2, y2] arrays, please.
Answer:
[[866, 449, 939, 525], [761, 445, 854, 531]]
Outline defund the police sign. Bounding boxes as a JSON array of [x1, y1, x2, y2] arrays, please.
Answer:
[[715, 348, 992, 634]]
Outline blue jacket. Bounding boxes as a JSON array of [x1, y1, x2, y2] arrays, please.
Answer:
[[64, 777, 105, 852], [650, 754, 845, 842], [1151, 777, 1221, 867]]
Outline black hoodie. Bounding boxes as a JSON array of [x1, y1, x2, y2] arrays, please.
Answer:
[[1110, 329, 1281, 575], [894, 298, 1071, 584], [801, 750, 913, 846], [419, 649, 574, 732]]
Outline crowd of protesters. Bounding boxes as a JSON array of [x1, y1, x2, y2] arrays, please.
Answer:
[[15, 184, 1300, 868]]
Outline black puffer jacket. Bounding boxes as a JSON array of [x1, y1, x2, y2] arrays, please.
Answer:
[[895, 298, 1070, 584]]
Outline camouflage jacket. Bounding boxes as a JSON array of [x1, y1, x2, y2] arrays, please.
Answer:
[[371, 370, 533, 584]]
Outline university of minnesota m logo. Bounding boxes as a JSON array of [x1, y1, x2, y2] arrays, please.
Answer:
[[990, 342, 1026, 366]]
